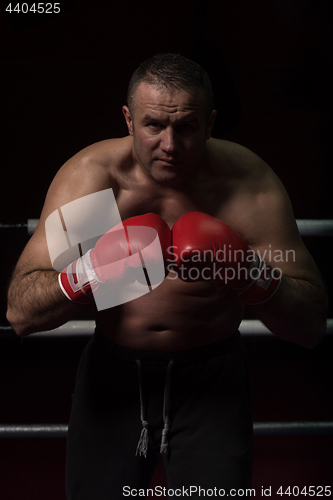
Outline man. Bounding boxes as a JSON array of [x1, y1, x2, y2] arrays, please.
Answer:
[[7, 54, 327, 499]]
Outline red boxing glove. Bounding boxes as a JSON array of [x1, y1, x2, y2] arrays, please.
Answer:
[[59, 213, 171, 303], [172, 211, 281, 305]]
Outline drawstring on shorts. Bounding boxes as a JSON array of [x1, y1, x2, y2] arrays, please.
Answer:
[[135, 358, 175, 458], [135, 359, 149, 458], [160, 359, 174, 454]]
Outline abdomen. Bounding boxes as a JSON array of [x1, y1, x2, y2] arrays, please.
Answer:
[[96, 273, 244, 351]]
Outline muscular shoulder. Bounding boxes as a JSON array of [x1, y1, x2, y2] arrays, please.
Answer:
[[208, 138, 272, 183], [44, 137, 133, 210], [208, 139, 295, 245], [21, 136, 133, 270], [209, 138, 285, 197], [56, 136, 132, 183]]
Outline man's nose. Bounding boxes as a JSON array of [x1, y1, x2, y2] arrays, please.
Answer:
[[160, 128, 179, 154]]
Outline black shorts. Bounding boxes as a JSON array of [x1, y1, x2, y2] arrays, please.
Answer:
[[66, 328, 253, 499]]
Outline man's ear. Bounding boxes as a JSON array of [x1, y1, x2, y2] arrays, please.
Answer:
[[122, 106, 134, 136], [206, 110, 217, 139]]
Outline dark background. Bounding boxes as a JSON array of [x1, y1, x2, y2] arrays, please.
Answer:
[[1, 0, 332, 498]]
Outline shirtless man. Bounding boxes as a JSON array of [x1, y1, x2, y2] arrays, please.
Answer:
[[7, 54, 327, 499]]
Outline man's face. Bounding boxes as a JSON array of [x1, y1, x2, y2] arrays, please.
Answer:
[[123, 82, 216, 184]]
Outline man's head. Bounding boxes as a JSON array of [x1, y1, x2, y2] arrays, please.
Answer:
[[123, 54, 217, 185], [127, 53, 214, 119]]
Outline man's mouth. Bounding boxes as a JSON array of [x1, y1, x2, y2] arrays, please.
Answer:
[[157, 158, 181, 166]]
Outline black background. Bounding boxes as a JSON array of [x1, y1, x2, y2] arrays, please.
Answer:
[[1, 1, 332, 498]]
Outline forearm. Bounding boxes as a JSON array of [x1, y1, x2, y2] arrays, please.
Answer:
[[6, 269, 87, 337], [250, 275, 328, 348]]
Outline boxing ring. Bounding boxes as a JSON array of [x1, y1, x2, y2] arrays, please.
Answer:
[[1, 218, 333, 440]]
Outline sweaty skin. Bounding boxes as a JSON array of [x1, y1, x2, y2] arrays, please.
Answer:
[[6, 83, 327, 349]]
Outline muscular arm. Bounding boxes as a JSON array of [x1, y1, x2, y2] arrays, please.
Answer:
[[6, 143, 117, 337], [250, 273, 327, 348], [7, 265, 82, 336], [231, 150, 328, 348]]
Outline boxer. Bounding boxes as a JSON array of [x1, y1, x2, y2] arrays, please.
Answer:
[[7, 54, 327, 499]]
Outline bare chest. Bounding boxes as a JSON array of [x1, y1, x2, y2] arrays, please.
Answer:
[[114, 179, 227, 229]]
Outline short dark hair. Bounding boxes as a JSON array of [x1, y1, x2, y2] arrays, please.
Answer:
[[127, 53, 214, 115]]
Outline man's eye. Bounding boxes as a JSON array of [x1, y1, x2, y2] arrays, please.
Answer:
[[148, 123, 161, 128]]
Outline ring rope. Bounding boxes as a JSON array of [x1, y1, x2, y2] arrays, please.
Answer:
[[1, 219, 333, 237], [1, 422, 332, 439]]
